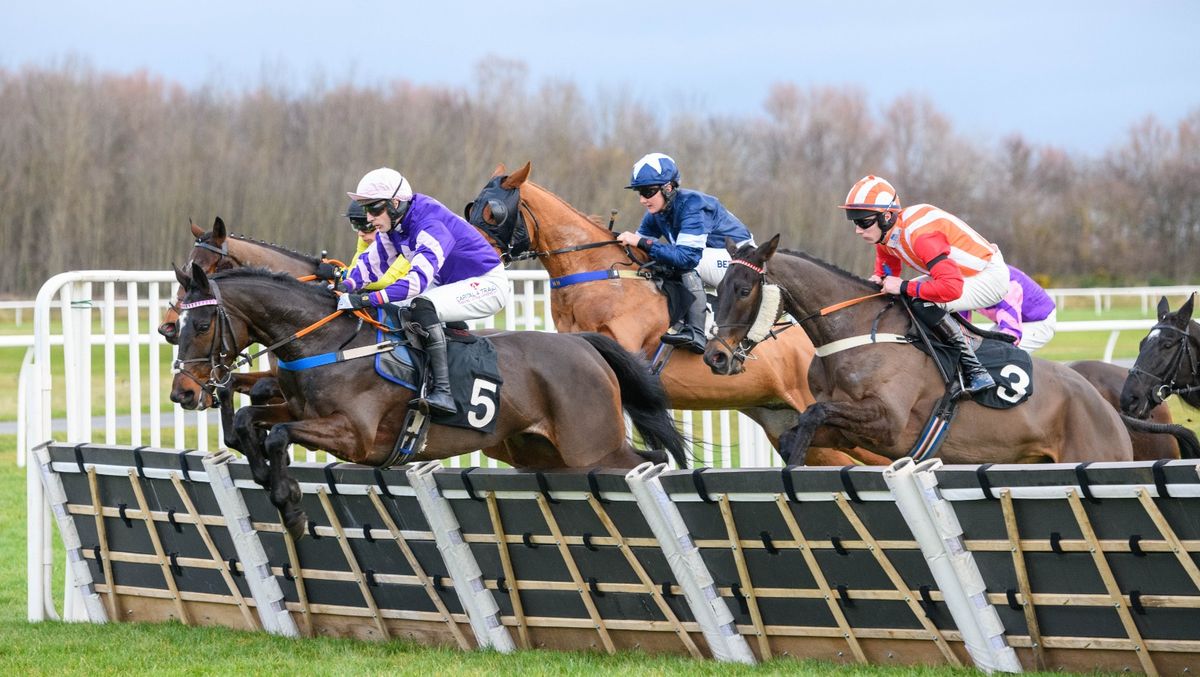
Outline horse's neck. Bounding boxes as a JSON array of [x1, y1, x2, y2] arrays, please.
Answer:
[[227, 281, 350, 359], [775, 255, 900, 348], [229, 238, 316, 276], [527, 193, 633, 277]]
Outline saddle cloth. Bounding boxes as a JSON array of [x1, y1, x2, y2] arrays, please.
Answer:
[[372, 307, 503, 433], [910, 327, 1034, 410]]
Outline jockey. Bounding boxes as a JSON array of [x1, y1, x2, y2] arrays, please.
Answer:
[[959, 265, 1058, 353], [840, 175, 1010, 396], [341, 168, 510, 415], [316, 200, 410, 289], [616, 153, 755, 354]]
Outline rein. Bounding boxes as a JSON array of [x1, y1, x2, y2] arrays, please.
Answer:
[[510, 198, 654, 289]]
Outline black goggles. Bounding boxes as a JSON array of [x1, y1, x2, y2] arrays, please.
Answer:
[[853, 214, 882, 229], [349, 217, 374, 233], [635, 185, 662, 199], [363, 200, 389, 216]]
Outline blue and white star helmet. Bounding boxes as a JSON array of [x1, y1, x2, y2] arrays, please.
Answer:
[[626, 153, 680, 189]]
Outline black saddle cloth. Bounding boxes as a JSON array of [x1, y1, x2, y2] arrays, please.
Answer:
[[910, 326, 1034, 410], [372, 306, 502, 432]]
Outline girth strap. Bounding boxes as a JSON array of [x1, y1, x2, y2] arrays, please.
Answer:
[[277, 341, 397, 371]]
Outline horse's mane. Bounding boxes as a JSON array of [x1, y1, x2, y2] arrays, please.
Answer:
[[777, 248, 879, 292], [528, 181, 617, 236], [210, 266, 334, 302], [200, 231, 322, 265]]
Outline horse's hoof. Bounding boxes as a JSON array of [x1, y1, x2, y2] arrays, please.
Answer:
[[284, 511, 308, 541], [637, 448, 668, 464]]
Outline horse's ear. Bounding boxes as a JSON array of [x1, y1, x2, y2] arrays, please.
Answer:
[[189, 219, 204, 238], [491, 163, 507, 178], [190, 262, 211, 295], [724, 236, 739, 257], [1177, 293, 1195, 325], [174, 263, 190, 288], [212, 217, 227, 242], [501, 162, 531, 190], [760, 234, 781, 262], [1158, 296, 1172, 321]]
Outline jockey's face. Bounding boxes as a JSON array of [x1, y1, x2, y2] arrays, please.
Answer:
[[365, 199, 396, 232], [638, 185, 667, 215], [854, 220, 883, 244], [356, 228, 377, 244]]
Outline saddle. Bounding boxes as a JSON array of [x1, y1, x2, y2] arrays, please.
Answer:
[[372, 306, 503, 433], [909, 318, 1034, 410]]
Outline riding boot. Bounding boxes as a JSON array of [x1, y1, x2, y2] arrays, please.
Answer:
[[932, 314, 996, 395], [413, 321, 458, 416], [660, 270, 708, 354]]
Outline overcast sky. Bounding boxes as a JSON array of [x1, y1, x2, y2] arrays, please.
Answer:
[[3, 1, 1197, 156]]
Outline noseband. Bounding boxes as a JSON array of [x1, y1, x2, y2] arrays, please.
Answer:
[[1130, 323, 1200, 404]]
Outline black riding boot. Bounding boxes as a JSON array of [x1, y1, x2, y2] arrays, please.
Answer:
[[661, 270, 708, 354], [410, 300, 457, 416], [932, 314, 996, 395]]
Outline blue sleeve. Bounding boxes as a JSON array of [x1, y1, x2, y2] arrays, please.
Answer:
[[635, 213, 658, 238], [647, 197, 706, 269]]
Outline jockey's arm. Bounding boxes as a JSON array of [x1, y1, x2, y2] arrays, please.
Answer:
[[896, 232, 964, 303], [370, 224, 453, 305]]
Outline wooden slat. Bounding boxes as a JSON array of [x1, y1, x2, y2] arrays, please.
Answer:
[[717, 494, 771, 659], [282, 528, 313, 637], [169, 472, 258, 631], [834, 493, 961, 666], [1136, 488, 1200, 593], [315, 488, 389, 640], [366, 487, 470, 650], [586, 494, 702, 659], [1000, 489, 1045, 671], [1067, 490, 1158, 676], [86, 468, 118, 619], [485, 491, 530, 649], [534, 493, 615, 653], [126, 469, 190, 625], [773, 494, 867, 664]]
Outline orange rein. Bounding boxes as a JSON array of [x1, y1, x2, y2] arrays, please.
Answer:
[[815, 292, 888, 317]]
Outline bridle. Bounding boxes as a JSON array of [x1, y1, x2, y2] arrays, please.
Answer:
[[467, 178, 641, 266], [1129, 323, 1200, 404], [171, 281, 246, 407]]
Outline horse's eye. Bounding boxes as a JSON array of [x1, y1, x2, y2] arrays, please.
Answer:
[[195, 321, 211, 333], [738, 286, 752, 298]]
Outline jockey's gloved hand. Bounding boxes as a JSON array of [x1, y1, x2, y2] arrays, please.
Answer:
[[328, 280, 349, 293], [336, 293, 371, 311], [314, 261, 340, 283]]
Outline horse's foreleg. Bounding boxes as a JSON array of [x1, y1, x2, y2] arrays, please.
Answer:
[[233, 403, 293, 488], [247, 376, 282, 406], [262, 414, 363, 541], [781, 399, 898, 466]]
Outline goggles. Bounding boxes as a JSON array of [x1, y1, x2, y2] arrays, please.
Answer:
[[635, 185, 662, 199], [349, 217, 374, 233], [363, 200, 390, 216]]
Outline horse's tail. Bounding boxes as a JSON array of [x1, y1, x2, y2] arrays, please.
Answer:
[[577, 332, 689, 468], [1121, 413, 1200, 459]]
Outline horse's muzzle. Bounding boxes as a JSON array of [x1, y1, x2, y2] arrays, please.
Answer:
[[704, 344, 744, 375], [158, 321, 179, 345]]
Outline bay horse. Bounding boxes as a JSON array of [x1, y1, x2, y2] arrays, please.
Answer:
[[703, 236, 1181, 465], [465, 163, 881, 465], [1070, 360, 1183, 460], [1121, 294, 1200, 424], [170, 264, 687, 538]]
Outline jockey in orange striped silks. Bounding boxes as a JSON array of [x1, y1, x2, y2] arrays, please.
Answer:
[[840, 175, 1010, 396]]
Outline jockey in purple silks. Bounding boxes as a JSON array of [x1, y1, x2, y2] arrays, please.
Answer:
[[339, 167, 510, 415], [959, 265, 1057, 352]]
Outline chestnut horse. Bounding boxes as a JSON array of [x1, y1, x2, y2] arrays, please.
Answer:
[[704, 236, 1160, 465], [170, 264, 687, 538], [464, 163, 880, 465]]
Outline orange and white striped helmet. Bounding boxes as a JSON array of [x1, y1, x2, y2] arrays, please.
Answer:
[[838, 175, 901, 216]]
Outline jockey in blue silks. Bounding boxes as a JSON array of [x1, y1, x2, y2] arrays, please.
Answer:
[[615, 153, 755, 354]]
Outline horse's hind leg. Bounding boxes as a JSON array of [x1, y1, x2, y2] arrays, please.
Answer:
[[263, 424, 307, 540], [232, 404, 289, 488]]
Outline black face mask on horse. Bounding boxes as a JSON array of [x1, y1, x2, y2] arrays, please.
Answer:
[[464, 176, 530, 263]]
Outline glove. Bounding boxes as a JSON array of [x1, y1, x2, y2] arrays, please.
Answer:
[[314, 261, 340, 282], [336, 292, 371, 310], [328, 280, 349, 293]]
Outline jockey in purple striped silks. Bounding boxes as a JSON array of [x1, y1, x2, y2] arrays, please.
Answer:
[[959, 265, 1057, 353]]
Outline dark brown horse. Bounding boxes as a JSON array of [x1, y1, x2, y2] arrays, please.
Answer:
[[465, 163, 886, 466], [1070, 360, 1183, 460], [170, 264, 687, 538], [1122, 294, 1200, 425], [704, 236, 1158, 465]]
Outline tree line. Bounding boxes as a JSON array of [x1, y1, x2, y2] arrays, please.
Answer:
[[1, 59, 1197, 295]]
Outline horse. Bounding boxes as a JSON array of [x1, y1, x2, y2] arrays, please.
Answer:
[[1070, 360, 1183, 460], [1121, 294, 1200, 424], [159, 217, 320, 446], [702, 235, 1194, 465], [170, 264, 688, 539], [464, 163, 884, 466]]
